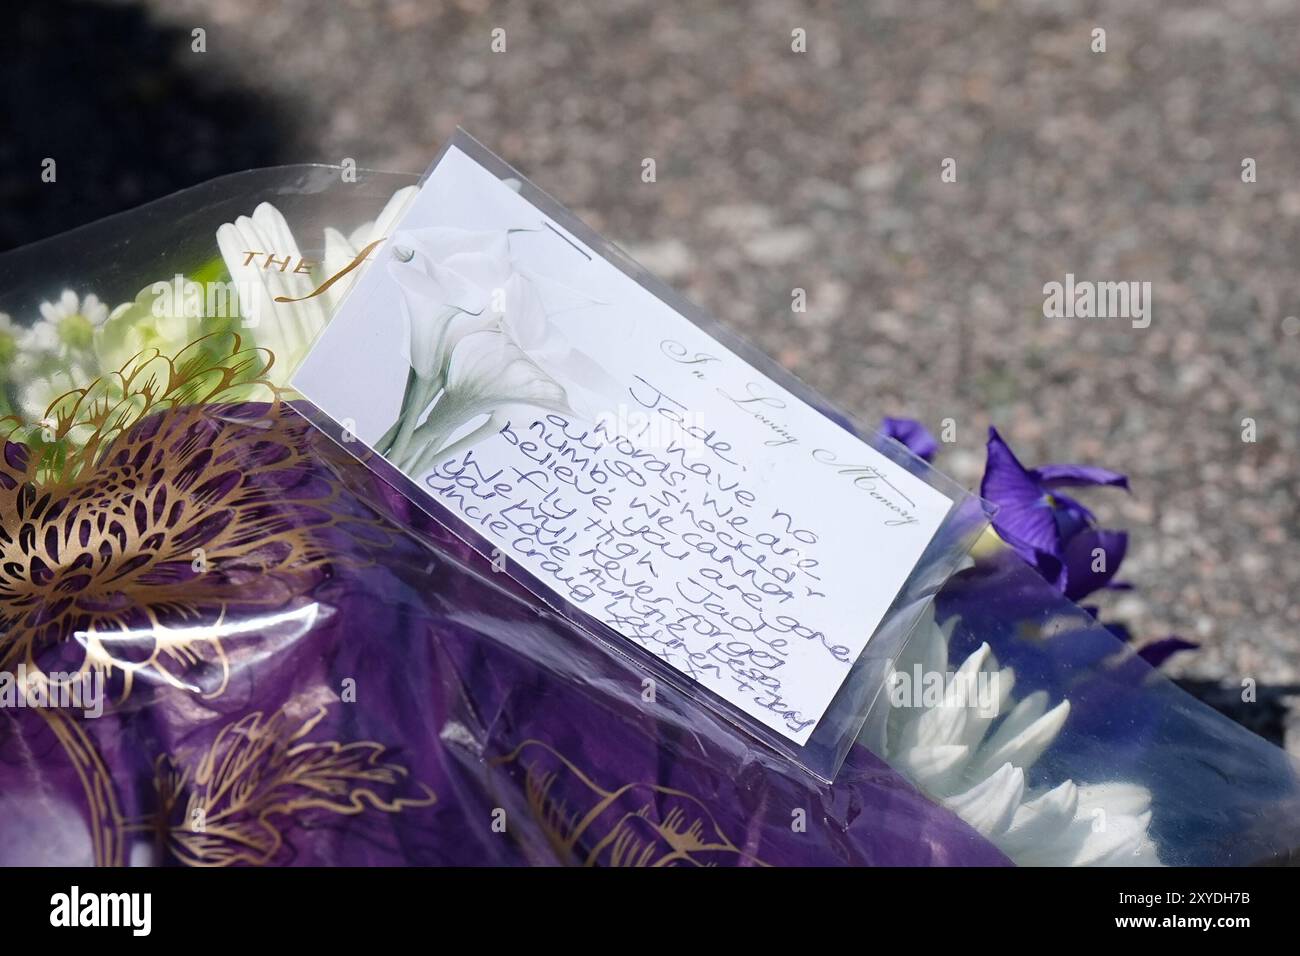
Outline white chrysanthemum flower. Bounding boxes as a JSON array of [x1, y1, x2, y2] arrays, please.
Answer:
[[321, 185, 419, 312], [216, 202, 330, 370], [872, 605, 1162, 866], [25, 290, 110, 359], [217, 186, 419, 377]]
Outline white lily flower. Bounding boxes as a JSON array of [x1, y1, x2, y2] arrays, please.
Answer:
[[444, 329, 572, 414], [386, 225, 615, 420], [494, 271, 622, 422], [390, 283, 496, 386], [382, 227, 552, 460], [870, 604, 1162, 866], [389, 227, 514, 312]]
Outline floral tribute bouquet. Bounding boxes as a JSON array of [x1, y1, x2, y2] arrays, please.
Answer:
[[0, 166, 1297, 867]]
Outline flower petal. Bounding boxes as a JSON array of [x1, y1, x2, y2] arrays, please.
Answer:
[[999, 780, 1080, 859], [971, 693, 1070, 779], [893, 744, 971, 793], [981, 427, 1061, 560], [1069, 810, 1159, 866], [1060, 528, 1128, 601], [1033, 462, 1129, 491], [881, 416, 938, 461], [941, 763, 1025, 837], [366, 185, 419, 244]]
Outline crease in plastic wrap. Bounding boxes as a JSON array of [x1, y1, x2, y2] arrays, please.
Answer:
[[0, 164, 1296, 866]]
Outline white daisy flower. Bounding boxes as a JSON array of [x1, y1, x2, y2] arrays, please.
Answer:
[[26, 290, 111, 359]]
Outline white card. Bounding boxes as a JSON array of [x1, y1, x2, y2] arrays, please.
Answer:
[[293, 144, 952, 745]]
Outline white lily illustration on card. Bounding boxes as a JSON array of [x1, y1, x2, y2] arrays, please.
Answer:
[[400, 330, 573, 474], [377, 225, 618, 474]]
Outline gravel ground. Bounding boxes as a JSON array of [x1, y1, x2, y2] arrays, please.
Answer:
[[6, 1, 1298, 746]]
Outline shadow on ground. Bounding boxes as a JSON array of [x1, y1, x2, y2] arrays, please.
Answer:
[[0, 0, 290, 252], [1177, 679, 1300, 749]]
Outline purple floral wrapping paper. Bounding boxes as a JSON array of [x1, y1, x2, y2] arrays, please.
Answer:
[[0, 399, 1008, 866]]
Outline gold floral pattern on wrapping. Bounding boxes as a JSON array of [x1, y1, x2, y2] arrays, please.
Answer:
[[494, 739, 765, 867], [3, 331, 276, 487], [0, 334, 358, 701], [147, 703, 436, 867], [0, 330, 437, 867]]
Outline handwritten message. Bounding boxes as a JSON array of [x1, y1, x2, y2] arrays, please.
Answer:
[[425, 376, 869, 739]]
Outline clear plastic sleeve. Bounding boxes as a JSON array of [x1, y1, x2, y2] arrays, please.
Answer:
[[292, 131, 992, 782]]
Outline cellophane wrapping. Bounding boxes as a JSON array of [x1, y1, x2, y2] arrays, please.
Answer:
[[1, 167, 1296, 866]]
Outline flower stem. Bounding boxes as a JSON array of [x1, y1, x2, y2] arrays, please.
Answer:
[[375, 367, 417, 455], [395, 396, 460, 471], [409, 413, 500, 475], [388, 373, 442, 464]]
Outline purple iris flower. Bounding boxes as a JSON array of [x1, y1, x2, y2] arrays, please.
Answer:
[[979, 427, 1198, 666], [980, 426, 1128, 576], [881, 416, 938, 462]]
